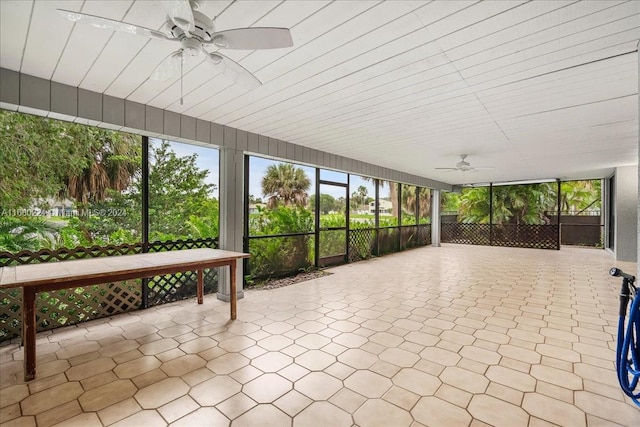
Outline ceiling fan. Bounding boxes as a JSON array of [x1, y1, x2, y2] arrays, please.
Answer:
[[57, 0, 293, 97], [435, 154, 494, 172]]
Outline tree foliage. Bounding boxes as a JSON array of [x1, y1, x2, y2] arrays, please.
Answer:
[[261, 163, 311, 208], [1, 111, 220, 251], [450, 180, 601, 225], [0, 110, 141, 209]]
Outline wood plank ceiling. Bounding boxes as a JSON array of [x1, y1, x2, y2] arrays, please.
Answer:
[[1, 0, 638, 185]]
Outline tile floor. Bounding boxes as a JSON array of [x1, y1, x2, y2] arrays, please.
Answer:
[[1, 244, 639, 426]]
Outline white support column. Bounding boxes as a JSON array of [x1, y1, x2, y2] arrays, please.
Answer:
[[431, 189, 441, 247], [218, 146, 245, 302]]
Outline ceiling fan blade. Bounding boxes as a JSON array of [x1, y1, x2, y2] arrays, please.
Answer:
[[150, 51, 182, 81], [435, 168, 459, 170], [473, 167, 496, 170], [207, 27, 293, 49], [205, 51, 262, 90], [157, 0, 195, 33], [56, 9, 171, 40]]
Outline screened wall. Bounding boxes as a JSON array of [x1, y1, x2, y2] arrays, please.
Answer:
[[0, 111, 220, 341], [441, 182, 562, 250], [244, 156, 433, 280]]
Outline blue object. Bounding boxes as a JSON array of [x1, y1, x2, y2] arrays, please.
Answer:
[[611, 267, 640, 406]]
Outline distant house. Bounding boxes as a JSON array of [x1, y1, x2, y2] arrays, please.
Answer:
[[249, 203, 266, 214], [32, 198, 75, 217], [369, 199, 392, 215]]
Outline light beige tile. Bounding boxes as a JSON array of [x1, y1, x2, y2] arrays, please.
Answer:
[[295, 372, 342, 400], [575, 391, 640, 427], [328, 388, 366, 413], [440, 366, 489, 394], [295, 350, 336, 371], [530, 365, 582, 390], [393, 368, 441, 396], [21, 382, 84, 415], [293, 402, 351, 427], [131, 367, 167, 389], [158, 395, 200, 423], [244, 373, 292, 403], [354, 399, 413, 427], [111, 410, 167, 427], [251, 352, 293, 373], [160, 354, 206, 377], [274, 390, 312, 417], [522, 393, 586, 427], [206, 353, 249, 375], [36, 400, 82, 427], [51, 411, 102, 427], [337, 348, 377, 369], [114, 355, 161, 379], [412, 396, 472, 427], [379, 348, 420, 367], [344, 370, 392, 398], [216, 392, 257, 419], [435, 383, 472, 408], [468, 394, 529, 426], [135, 377, 189, 409], [97, 397, 141, 426], [383, 385, 420, 410], [189, 376, 241, 406], [235, 404, 290, 427]]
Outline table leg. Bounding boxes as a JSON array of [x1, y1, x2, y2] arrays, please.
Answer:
[[22, 287, 36, 381], [197, 269, 204, 304], [230, 260, 237, 320]]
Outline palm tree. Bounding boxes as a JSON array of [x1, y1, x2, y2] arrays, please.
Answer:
[[261, 163, 311, 208], [63, 131, 140, 204]]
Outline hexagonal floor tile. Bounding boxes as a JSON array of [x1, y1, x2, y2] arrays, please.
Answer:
[[293, 402, 352, 427], [295, 350, 336, 371], [354, 399, 413, 427], [243, 373, 292, 403], [294, 372, 343, 400]]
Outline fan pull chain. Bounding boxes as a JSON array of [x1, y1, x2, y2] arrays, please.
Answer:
[[180, 52, 184, 106]]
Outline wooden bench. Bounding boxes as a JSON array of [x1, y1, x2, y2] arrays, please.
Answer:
[[0, 248, 249, 381]]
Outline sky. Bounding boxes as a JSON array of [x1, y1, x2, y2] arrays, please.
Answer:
[[150, 138, 379, 202]]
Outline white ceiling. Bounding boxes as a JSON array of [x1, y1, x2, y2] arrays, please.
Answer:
[[1, 0, 638, 185]]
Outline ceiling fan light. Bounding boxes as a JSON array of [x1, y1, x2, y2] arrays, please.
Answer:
[[208, 53, 223, 65], [213, 35, 228, 48]]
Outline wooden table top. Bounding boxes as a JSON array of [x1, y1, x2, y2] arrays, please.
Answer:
[[0, 248, 249, 289]]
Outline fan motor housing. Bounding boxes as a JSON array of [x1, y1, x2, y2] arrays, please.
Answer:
[[169, 11, 214, 42]]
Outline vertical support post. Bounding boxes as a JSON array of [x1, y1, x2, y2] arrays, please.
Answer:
[[557, 178, 562, 250], [218, 144, 244, 302], [397, 183, 402, 250], [141, 135, 149, 309], [23, 287, 36, 381], [489, 183, 494, 246], [243, 155, 250, 278], [375, 179, 380, 256], [431, 189, 441, 247], [314, 168, 320, 268], [346, 174, 351, 262], [415, 187, 420, 225]]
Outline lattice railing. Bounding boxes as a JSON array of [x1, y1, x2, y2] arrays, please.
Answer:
[[441, 223, 491, 246], [400, 226, 417, 250], [0, 237, 219, 341], [441, 223, 559, 250], [378, 227, 400, 255], [417, 224, 432, 246], [348, 228, 377, 262], [492, 224, 559, 250]]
